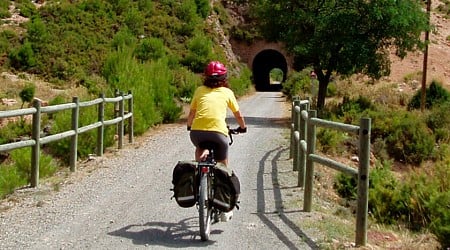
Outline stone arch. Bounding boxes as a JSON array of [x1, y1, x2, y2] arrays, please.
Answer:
[[252, 49, 287, 91], [230, 39, 293, 91]]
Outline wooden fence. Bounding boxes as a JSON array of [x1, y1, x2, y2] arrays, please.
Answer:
[[0, 91, 133, 187], [290, 97, 371, 247]]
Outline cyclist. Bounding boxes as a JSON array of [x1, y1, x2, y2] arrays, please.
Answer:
[[187, 60, 247, 166]]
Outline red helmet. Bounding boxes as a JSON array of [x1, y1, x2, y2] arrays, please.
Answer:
[[205, 61, 227, 80]]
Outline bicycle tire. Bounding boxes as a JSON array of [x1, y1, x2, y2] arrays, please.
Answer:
[[198, 172, 212, 241]]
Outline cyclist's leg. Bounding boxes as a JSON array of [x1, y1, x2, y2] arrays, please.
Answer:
[[190, 131, 228, 163], [195, 147, 209, 161]]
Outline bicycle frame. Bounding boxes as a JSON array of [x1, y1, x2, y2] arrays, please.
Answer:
[[197, 149, 216, 241], [195, 127, 240, 241]]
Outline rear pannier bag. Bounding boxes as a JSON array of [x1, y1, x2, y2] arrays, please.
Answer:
[[213, 163, 240, 212], [171, 161, 197, 208]]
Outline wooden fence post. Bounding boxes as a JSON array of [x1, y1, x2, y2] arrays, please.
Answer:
[[303, 110, 317, 212], [290, 96, 299, 158], [297, 102, 308, 187], [128, 90, 134, 143], [31, 99, 41, 187], [97, 93, 105, 156], [355, 118, 371, 246], [292, 99, 300, 171], [70, 97, 79, 172], [118, 92, 124, 149]]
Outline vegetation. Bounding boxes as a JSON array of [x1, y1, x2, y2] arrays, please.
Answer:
[[289, 79, 450, 248], [253, 0, 429, 109], [0, 1, 252, 198], [0, 0, 448, 247]]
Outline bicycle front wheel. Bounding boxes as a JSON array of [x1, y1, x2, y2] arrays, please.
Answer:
[[198, 172, 212, 241]]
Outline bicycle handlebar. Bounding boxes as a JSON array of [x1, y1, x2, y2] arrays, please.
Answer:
[[228, 126, 247, 145]]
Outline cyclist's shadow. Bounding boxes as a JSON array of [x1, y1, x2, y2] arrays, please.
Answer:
[[108, 217, 219, 247]]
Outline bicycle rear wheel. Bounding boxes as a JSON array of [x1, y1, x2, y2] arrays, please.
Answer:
[[198, 172, 212, 241]]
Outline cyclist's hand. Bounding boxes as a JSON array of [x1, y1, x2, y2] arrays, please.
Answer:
[[236, 126, 247, 133]]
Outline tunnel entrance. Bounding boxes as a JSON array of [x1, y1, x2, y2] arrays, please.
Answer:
[[252, 49, 288, 91]]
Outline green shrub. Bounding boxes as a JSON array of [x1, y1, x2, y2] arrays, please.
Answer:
[[0, 121, 32, 144], [335, 157, 450, 247], [426, 102, 450, 143], [334, 172, 357, 199], [0, 147, 58, 199], [385, 112, 434, 164], [229, 64, 253, 97], [134, 37, 166, 62], [330, 95, 374, 124], [15, 0, 38, 18], [428, 190, 450, 248], [172, 66, 201, 102], [19, 83, 36, 108], [0, 165, 26, 199], [8, 42, 37, 71], [317, 128, 348, 155], [195, 0, 210, 18], [408, 80, 450, 110], [282, 69, 311, 100], [367, 161, 409, 224], [11, 147, 58, 182], [368, 109, 435, 164], [181, 34, 213, 72], [0, 30, 19, 54]]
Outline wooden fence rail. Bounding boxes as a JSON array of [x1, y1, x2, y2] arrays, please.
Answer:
[[0, 91, 133, 187], [290, 97, 371, 247]]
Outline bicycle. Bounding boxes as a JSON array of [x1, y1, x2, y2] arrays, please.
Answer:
[[196, 127, 243, 241]]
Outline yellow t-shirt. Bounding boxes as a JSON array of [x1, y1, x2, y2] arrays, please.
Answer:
[[190, 86, 240, 136]]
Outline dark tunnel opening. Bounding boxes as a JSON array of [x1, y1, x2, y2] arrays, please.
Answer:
[[252, 49, 288, 91]]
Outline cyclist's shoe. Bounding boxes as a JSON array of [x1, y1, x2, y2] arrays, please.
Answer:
[[220, 211, 233, 222], [213, 211, 221, 224]]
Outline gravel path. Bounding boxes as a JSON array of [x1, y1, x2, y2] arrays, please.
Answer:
[[0, 92, 320, 250]]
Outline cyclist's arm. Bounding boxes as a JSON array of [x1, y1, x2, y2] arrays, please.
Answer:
[[187, 108, 196, 128], [233, 110, 246, 129]]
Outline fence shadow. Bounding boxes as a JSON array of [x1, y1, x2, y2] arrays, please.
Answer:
[[256, 146, 320, 250], [108, 217, 218, 248]]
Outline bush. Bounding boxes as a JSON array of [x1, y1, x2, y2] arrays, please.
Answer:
[[228, 64, 253, 97], [181, 34, 213, 72], [426, 102, 450, 143], [282, 69, 311, 100], [172, 66, 201, 102], [8, 42, 37, 71], [134, 37, 166, 62], [317, 128, 348, 155], [0, 165, 26, 199], [384, 112, 435, 164], [11, 147, 58, 182], [0, 121, 32, 144], [334, 172, 357, 199], [335, 158, 450, 248], [367, 161, 410, 224], [0, 147, 58, 199], [19, 83, 36, 108], [408, 80, 450, 110], [368, 109, 435, 164]]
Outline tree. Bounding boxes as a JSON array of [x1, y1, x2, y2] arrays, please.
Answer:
[[19, 83, 35, 109], [254, 0, 429, 110]]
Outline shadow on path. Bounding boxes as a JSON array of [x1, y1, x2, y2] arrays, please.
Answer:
[[108, 217, 218, 248], [257, 146, 320, 250]]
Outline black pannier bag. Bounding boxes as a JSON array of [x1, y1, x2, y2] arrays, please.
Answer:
[[171, 161, 197, 208], [213, 163, 240, 212]]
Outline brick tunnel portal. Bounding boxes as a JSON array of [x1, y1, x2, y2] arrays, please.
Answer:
[[252, 49, 288, 91]]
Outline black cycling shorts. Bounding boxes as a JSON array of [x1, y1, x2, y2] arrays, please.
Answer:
[[190, 130, 228, 161]]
